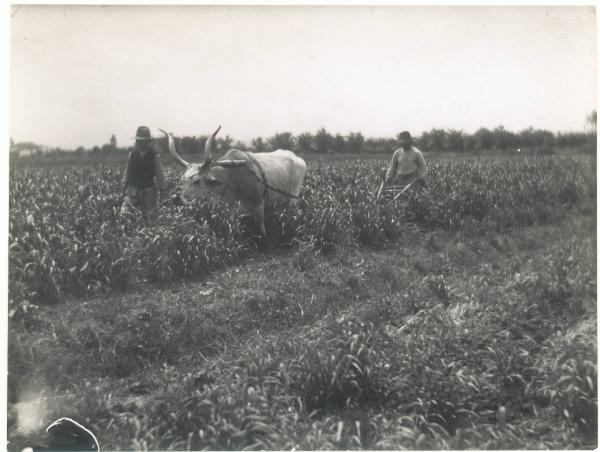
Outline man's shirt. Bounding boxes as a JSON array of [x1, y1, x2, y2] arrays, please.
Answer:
[[385, 146, 428, 184]]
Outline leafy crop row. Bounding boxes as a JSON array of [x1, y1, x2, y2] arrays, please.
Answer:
[[9, 156, 595, 323]]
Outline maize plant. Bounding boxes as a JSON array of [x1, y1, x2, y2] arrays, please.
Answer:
[[9, 155, 595, 323]]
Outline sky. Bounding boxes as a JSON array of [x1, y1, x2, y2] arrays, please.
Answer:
[[8, 4, 597, 149]]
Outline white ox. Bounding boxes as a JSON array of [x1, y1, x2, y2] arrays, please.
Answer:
[[160, 126, 307, 236]]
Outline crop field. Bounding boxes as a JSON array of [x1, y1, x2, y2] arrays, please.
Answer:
[[7, 153, 597, 450]]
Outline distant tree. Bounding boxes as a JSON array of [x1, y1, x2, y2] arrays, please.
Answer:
[[251, 137, 267, 152], [110, 134, 117, 149], [556, 132, 587, 148], [538, 130, 555, 147], [346, 132, 365, 153], [333, 134, 346, 153], [315, 128, 334, 154], [268, 132, 295, 150], [418, 131, 432, 151], [423, 128, 446, 151], [518, 127, 535, 148], [463, 134, 476, 151], [296, 132, 314, 153], [181, 136, 202, 156], [492, 126, 519, 150], [365, 138, 393, 153], [10, 137, 14, 149], [233, 141, 248, 152], [519, 127, 555, 148], [385, 138, 398, 152], [218, 135, 234, 153], [445, 129, 466, 152], [586, 110, 597, 133], [473, 128, 494, 150], [585, 110, 597, 151]]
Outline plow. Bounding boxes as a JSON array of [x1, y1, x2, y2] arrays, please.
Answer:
[[375, 179, 419, 204]]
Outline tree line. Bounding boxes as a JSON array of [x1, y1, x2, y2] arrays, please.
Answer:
[[12, 111, 597, 160], [164, 124, 595, 158], [149, 111, 597, 156]]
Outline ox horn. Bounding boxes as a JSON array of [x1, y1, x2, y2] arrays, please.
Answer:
[[159, 129, 189, 167], [203, 125, 221, 164]]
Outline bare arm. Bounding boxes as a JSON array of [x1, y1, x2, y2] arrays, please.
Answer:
[[416, 151, 428, 178]]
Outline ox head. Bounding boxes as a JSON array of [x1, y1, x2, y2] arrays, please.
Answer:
[[160, 126, 247, 205]]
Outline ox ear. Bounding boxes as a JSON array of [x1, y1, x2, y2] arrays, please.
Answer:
[[215, 160, 247, 168]]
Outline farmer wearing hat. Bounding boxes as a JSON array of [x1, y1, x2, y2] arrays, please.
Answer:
[[384, 131, 428, 189], [120, 126, 166, 223]]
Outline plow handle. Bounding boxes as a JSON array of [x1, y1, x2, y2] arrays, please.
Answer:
[[376, 181, 385, 201]]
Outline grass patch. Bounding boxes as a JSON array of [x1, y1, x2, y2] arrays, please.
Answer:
[[8, 212, 596, 450]]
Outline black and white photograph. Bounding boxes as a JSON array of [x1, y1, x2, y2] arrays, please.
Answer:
[[6, 3, 597, 450]]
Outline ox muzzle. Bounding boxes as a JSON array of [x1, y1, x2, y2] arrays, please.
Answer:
[[167, 187, 185, 206], [170, 193, 183, 206]]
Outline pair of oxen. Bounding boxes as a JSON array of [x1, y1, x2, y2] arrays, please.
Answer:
[[160, 127, 307, 237]]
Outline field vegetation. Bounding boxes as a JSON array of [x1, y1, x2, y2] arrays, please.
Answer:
[[7, 151, 597, 450]]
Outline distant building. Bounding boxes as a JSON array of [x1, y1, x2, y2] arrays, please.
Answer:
[[10, 141, 52, 157]]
